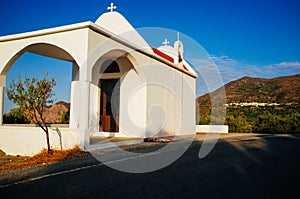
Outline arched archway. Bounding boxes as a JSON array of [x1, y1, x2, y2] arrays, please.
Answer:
[[0, 43, 80, 126], [0, 43, 77, 76], [90, 49, 139, 134]]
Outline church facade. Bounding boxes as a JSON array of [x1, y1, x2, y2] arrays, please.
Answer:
[[0, 4, 197, 154]]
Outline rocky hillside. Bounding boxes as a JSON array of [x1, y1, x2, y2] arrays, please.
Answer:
[[43, 101, 70, 123], [198, 74, 300, 106], [5, 101, 70, 124]]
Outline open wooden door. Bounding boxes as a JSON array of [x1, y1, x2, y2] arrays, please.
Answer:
[[100, 79, 120, 132]]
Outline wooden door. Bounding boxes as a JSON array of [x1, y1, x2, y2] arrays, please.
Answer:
[[100, 79, 120, 132]]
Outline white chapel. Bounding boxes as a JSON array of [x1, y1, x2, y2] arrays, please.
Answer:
[[0, 3, 197, 155]]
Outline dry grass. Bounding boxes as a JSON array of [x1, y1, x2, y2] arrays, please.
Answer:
[[0, 146, 83, 170]]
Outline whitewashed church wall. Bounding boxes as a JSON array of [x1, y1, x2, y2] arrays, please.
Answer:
[[87, 29, 152, 74], [142, 64, 182, 136], [119, 69, 147, 137], [170, 70, 184, 134], [87, 30, 142, 75], [88, 29, 108, 53], [180, 75, 196, 134], [0, 126, 79, 156]]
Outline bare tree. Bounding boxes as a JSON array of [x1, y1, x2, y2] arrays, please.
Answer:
[[6, 74, 56, 153]]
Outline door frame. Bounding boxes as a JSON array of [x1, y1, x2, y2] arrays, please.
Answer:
[[99, 78, 120, 132]]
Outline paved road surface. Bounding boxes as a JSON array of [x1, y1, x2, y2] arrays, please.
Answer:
[[1, 134, 300, 198]]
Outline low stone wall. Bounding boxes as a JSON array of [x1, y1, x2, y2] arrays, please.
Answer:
[[0, 126, 80, 156], [196, 125, 228, 133]]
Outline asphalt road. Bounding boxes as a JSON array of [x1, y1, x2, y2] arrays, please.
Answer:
[[1, 134, 300, 199]]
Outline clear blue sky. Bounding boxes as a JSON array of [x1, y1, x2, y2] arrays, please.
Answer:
[[1, 0, 300, 112]]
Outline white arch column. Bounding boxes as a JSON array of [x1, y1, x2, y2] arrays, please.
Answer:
[[0, 45, 21, 126], [69, 68, 91, 148], [74, 59, 91, 149], [0, 75, 5, 126], [69, 62, 79, 130], [0, 87, 4, 125]]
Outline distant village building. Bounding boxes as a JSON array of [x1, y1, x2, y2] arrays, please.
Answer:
[[225, 102, 281, 107], [0, 3, 198, 155]]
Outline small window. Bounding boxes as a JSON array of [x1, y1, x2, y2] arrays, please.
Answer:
[[100, 60, 120, 74]]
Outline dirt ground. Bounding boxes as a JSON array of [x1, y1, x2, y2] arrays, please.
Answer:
[[0, 147, 85, 170], [0, 137, 141, 170]]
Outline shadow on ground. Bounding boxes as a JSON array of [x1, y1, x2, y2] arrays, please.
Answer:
[[1, 134, 300, 198]]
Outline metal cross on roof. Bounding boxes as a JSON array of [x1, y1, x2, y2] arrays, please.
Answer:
[[162, 39, 170, 46], [107, 3, 117, 12]]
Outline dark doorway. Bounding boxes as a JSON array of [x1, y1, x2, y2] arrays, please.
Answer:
[[100, 79, 120, 132]]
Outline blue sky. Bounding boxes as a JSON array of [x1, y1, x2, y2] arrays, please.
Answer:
[[1, 0, 300, 112]]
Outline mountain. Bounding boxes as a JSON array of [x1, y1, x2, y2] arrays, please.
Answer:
[[198, 74, 300, 106]]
